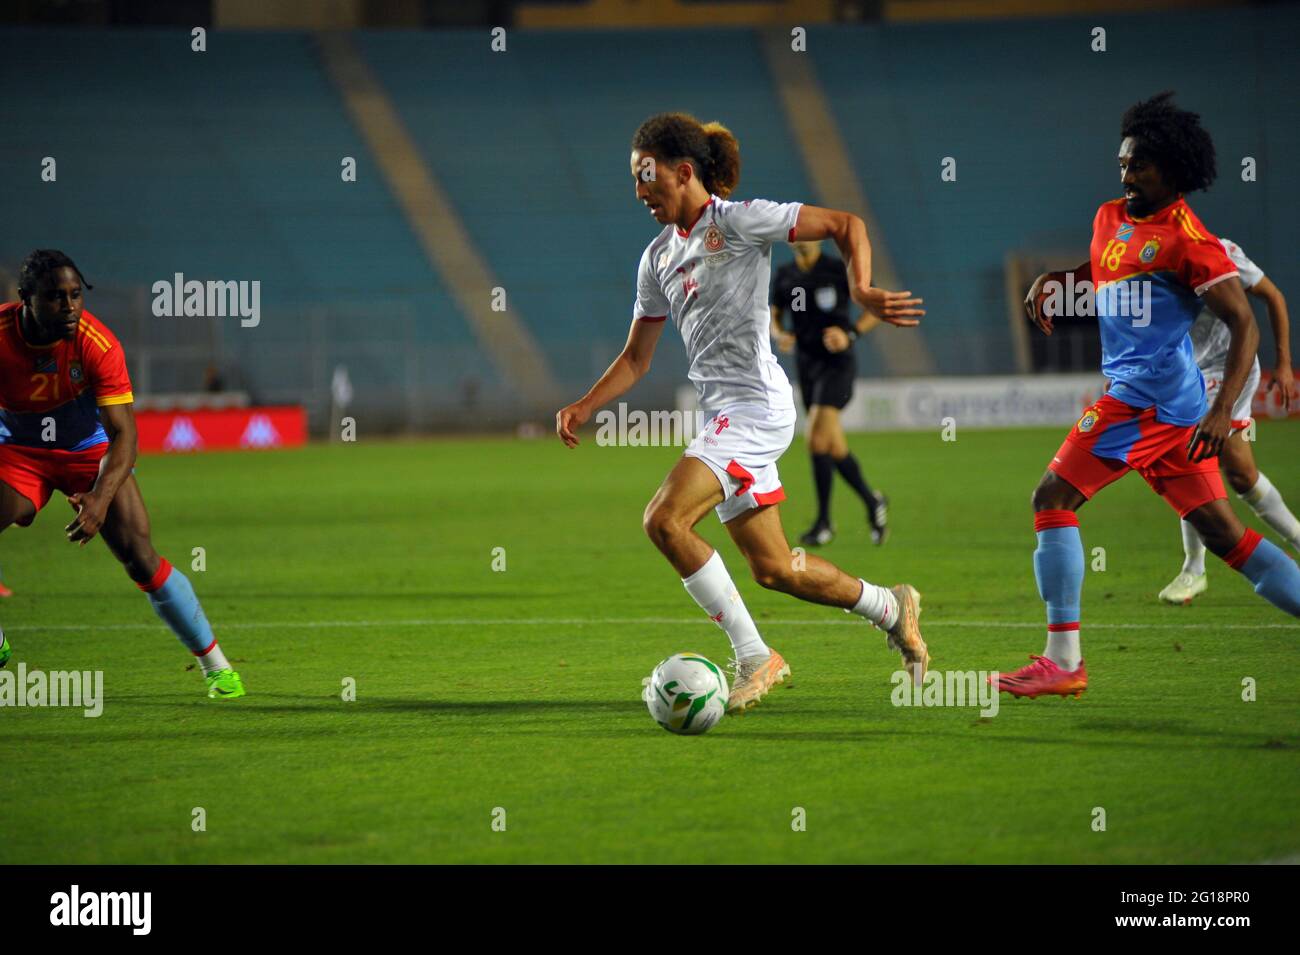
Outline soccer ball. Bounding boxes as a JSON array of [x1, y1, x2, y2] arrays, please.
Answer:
[[642, 653, 729, 735]]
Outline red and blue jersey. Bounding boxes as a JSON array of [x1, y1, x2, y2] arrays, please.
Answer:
[[0, 303, 134, 451], [1091, 197, 1239, 426]]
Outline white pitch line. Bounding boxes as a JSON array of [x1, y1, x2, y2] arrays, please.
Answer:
[[5, 617, 1299, 633]]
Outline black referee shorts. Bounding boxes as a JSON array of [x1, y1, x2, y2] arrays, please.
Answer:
[[796, 352, 856, 411]]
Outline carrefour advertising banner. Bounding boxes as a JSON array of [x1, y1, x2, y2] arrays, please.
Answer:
[[841, 374, 1107, 430], [677, 373, 1299, 432]]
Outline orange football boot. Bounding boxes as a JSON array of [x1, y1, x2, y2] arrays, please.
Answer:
[[726, 649, 790, 714]]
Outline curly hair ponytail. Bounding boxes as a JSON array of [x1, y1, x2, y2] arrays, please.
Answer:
[[632, 112, 742, 198], [700, 122, 741, 198]]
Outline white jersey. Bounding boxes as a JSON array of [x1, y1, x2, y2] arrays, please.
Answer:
[[633, 195, 801, 414], [1188, 237, 1265, 371]]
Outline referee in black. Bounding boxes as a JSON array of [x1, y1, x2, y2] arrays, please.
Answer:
[[771, 240, 889, 547]]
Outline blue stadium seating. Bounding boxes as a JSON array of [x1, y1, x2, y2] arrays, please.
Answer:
[[0, 7, 1293, 425]]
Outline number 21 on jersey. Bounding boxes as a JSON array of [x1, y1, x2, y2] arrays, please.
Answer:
[[29, 372, 60, 402]]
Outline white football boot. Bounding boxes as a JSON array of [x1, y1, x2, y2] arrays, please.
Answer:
[[1159, 571, 1208, 605]]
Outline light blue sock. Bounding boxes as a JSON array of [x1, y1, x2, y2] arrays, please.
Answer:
[[1236, 537, 1300, 617], [141, 560, 216, 654], [1034, 521, 1084, 625], [1032, 512, 1085, 669]]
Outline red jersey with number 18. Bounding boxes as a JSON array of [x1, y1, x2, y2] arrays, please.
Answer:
[[1090, 196, 1238, 426], [0, 303, 134, 451]]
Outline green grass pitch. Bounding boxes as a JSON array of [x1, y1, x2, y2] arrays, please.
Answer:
[[2, 422, 1298, 863]]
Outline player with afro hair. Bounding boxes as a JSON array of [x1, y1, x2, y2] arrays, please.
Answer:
[[1120, 90, 1217, 199]]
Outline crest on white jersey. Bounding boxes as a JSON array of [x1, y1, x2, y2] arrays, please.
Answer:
[[704, 224, 725, 253]]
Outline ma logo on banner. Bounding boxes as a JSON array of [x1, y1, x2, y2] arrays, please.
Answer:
[[162, 417, 203, 452], [240, 414, 282, 448]]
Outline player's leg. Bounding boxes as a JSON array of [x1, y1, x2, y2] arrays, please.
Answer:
[[643, 455, 726, 576], [0, 463, 44, 664], [0, 478, 37, 530], [997, 408, 1130, 699], [0, 504, 17, 597], [1164, 370, 1230, 603], [1143, 426, 1300, 617], [820, 361, 888, 544], [729, 500, 865, 606], [801, 403, 837, 546], [1161, 429, 1264, 605], [1161, 510, 1211, 604], [642, 455, 775, 668], [1183, 497, 1300, 616], [1132, 388, 1300, 618], [1018, 470, 1090, 683], [796, 353, 836, 547], [1219, 430, 1260, 496], [1221, 432, 1300, 554], [1164, 362, 1296, 604], [726, 500, 928, 686], [97, 475, 245, 698], [815, 406, 849, 459], [0, 481, 33, 663]]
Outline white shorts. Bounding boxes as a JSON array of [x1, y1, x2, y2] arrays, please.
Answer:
[[1203, 359, 1261, 433], [684, 405, 796, 523]]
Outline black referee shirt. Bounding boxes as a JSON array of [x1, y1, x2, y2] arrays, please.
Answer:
[[770, 255, 854, 361]]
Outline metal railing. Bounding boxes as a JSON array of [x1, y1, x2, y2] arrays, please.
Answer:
[[74, 285, 680, 434]]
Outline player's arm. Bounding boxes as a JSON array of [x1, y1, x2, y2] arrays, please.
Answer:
[[1249, 276, 1296, 410], [791, 205, 924, 326], [65, 401, 138, 544], [1188, 277, 1259, 462], [556, 318, 665, 448], [770, 305, 795, 354], [1025, 261, 1092, 335], [854, 311, 882, 336]]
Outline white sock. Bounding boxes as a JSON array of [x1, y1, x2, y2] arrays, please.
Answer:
[[1242, 472, 1300, 552], [1043, 629, 1081, 671], [847, 578, 899, 630], [1180, 518, 1207, 576], [681, 551, 769, 660], [197, 642, 230, 675]]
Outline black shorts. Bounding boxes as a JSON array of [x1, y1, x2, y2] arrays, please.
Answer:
[[796, 352, 856, 411]]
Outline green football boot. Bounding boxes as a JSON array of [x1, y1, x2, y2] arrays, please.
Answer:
[[205, 668, 246, 700], [0, 632, 11, 669]]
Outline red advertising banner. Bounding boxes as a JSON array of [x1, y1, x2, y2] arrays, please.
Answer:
[[1253, 369, 1300, 420], [136, 406, 307, 453]]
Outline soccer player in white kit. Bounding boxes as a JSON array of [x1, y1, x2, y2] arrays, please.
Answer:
[[555, 113, 929, 712], [1159, 237, 1299, 603]]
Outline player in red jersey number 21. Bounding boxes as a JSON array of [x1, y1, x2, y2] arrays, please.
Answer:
[[0, 251, 244, 699]]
